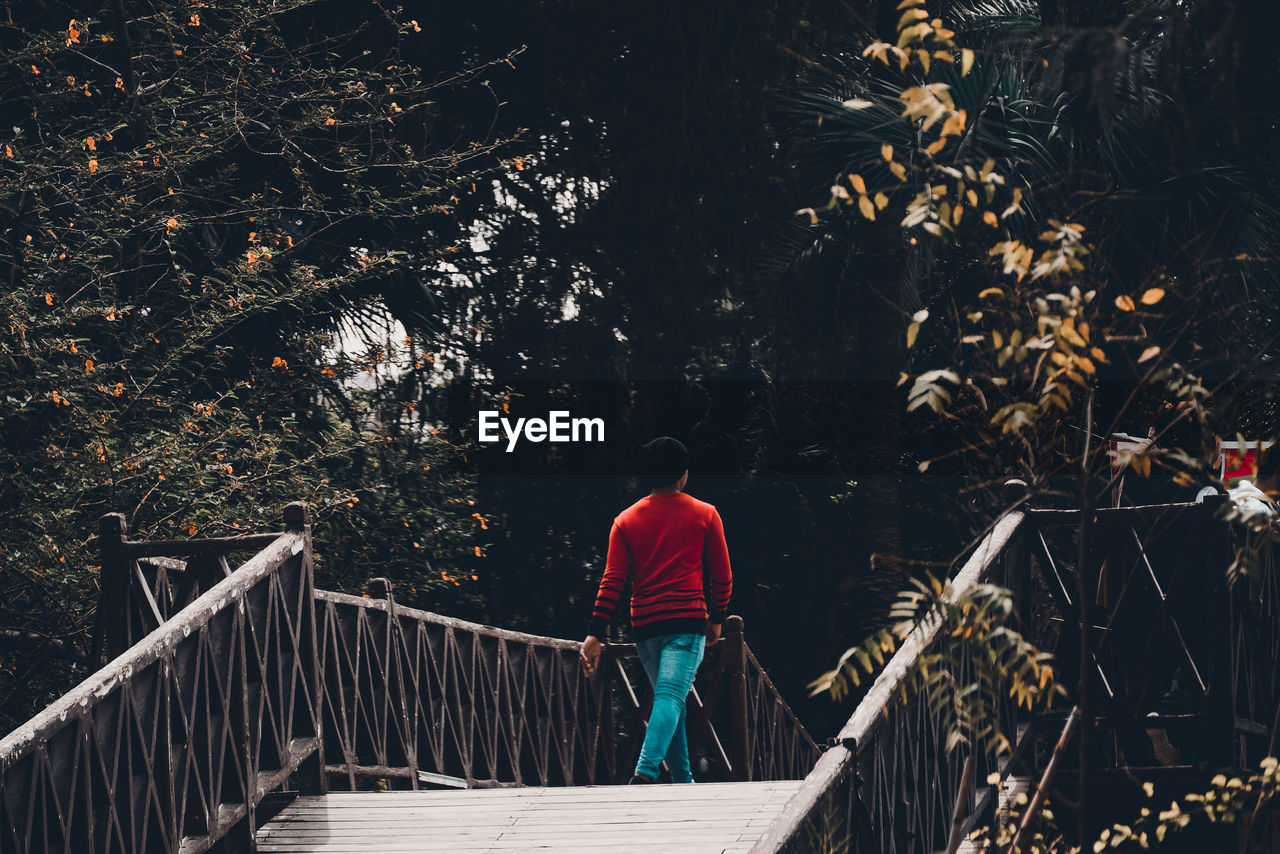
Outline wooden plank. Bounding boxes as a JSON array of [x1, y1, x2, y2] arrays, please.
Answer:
[[256, 782, 798, 853]]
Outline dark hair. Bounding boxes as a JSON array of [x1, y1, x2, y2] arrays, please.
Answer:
[[639, 437, 688, 491]]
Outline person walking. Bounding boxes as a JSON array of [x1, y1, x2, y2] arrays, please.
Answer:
[[579, 437, 733, 784]]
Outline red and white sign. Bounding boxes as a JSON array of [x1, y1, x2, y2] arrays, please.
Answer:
[[1219, 440, 1275, 486]]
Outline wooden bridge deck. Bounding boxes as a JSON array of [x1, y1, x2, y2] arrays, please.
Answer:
[[255, 781, 802, 853]]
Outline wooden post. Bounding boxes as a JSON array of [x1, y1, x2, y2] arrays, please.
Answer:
[[287, 502, 328, 796], [93, 513, 130, 664], [725, 615, 750, 782]]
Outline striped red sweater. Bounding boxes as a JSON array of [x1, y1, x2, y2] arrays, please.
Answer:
[[587, 492, 732, 641]]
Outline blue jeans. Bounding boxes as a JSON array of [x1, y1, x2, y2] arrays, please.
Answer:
[[634, 632, 705, 783]]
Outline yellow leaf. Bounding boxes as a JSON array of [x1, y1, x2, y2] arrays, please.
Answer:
[[325, 117, 336, 126], [1090, 346, 1109, 363], [794, 207, 818, 226], [85, 137, 96, 151], [858, 194, 876, 221], [925, 138, 947, 155], [916, 50, 931, 74], [1001, 186, 1023, 218], [1141, 287, 1166, 305], [961, 48, 974, 76], [906, 321, 920, 348], [881, 143, 894, 162], [874, 191, 889, 210], [167, 217, 178, 230], [889, 161, 907, 182], [1138, 345, 1161, 363], [966, 189, 978, 207], [849, 174, 867, 195], [896, 0, 925, 8], [978, 287, 1003, 299], [45, 293, 54, 306], [940, 109, 966, 138], [983, 210, 998, 227], [897, 8, 929, 31], [1077, 356, 1096, 374], [1115, 295, 1135, 311]]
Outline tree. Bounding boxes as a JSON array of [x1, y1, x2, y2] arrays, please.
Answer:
[[800, 0, 1280, 846], [0, 0, 512, 728]]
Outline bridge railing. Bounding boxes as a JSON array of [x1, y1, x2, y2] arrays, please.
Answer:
[[1, 501, 819, 852], [752, 510, 1028, 854], [754, 496, 1280, 852], [0, 503, 324, 854], [314, 582, 820, 788]]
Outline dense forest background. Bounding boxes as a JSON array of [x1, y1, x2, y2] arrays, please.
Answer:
[[2, 0, 1278, 738]]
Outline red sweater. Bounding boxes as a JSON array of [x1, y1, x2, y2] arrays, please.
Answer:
[[587, 492, 732, 641]]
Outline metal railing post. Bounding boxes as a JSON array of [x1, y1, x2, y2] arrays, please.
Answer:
[[288, 502, 327, 796], [93, 512, 130, 665], [725, 615, 750, 782]]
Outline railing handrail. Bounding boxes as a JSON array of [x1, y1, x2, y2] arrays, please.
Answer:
[[751, 509, 1026, 853], [0, 529, 304, 773], [315, 589, 584, 650]]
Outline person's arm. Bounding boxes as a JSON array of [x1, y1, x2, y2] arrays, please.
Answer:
[[581, 519, 630, 675], [704, 507, 732, 643]]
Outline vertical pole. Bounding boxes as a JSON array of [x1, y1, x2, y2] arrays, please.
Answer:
[[725, 615, 750, 782], [1203, 504, 1235, 767], [94, 513, 130, 664], [370, 576, 416, 789], [1076, 389, 1095, 848], [231, 576, 257, 853], [287, 502, 328, 796]]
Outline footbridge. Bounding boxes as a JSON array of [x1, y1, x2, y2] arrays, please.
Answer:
[[2, 495, 1277, 852]]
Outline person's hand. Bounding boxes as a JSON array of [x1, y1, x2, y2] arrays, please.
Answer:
[[706, 622, 722, 644], [580, 635, 603, 676]]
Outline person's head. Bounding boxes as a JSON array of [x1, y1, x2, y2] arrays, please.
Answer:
[[639, 437, 689, 493]]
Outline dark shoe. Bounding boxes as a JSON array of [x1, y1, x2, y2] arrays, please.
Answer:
[[629, 773, 655, 784]]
